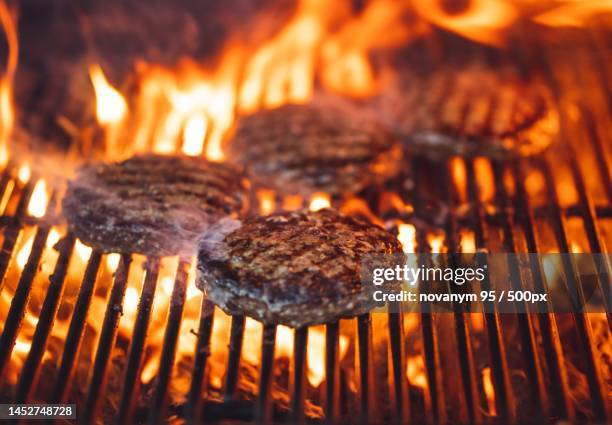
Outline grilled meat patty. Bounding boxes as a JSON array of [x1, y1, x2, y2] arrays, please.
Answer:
[[377, 63, 559, 158], [226, 103, 402, 198], [196, 208, 403, 327], [63, 154, 249, 256]]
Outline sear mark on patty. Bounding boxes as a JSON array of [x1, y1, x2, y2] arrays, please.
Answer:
[[62, 154, 249, 256], [226, 103, 402, 198], [197, 208, 403, 327]]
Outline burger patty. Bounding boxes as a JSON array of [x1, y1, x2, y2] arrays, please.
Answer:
[[196, 208, 403, 327], [226, 103, 402, 198], [377, 63, 559, 158], [63, 154, 249, 256]]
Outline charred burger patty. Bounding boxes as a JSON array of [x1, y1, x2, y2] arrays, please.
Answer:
[[377, 63, 559, 158], [196, 208, 403, 327], [63, 154, 249, 256], [226, 104, 401, 198]]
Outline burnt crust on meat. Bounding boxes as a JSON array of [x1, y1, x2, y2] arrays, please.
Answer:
[[62, 154, 249, 256], [196, 208, 403, 327], [377, 63, 559, 159], [226, 103, 402, 198]]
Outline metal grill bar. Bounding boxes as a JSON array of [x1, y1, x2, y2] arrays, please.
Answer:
[[324, 321, 340, 424], [0, 179, 35, 295], [539, 160, 609, 420], [491, 161, 549, 419], [0, 222, 51, 379], [224, 315, 246, 400], [410, 158, 450, 425], [513, 160, 574, 420], [387, 311, 408, 424], [80, 254, 132, 425], [186, 298, 215, 424], [50, 250, 103, 404], [465, 159, 515, 424], [148, 259, 189, 425], [290, 327, 308, 424], [356, 314, 374, 425], [116, 257, 160, 424], [255, 324, 276, 424], [14, 234, 75, 403]]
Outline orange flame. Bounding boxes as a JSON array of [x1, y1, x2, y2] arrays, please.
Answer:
[[27, 180, 49, 218], [17, 163, 30, 184], [412, 0, 518, 47], [398, 223, 416, 254], [533, 1, 612, 27], [0, 0, 17, 167], [482, 367, 497, 416], [406, 355, 428, 390], [309, 192, 331, 211], [89, 64, 128, 126]]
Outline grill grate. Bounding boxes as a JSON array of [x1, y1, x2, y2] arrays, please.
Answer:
[[0, 29, 610, 424]]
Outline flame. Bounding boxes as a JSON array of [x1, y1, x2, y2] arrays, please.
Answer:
[[482, 367, 497, 416], [282, 195, 304, 211], [257, 189, 276, 215], [273, 325, 348, 387], [237, 1, 329, 112], [406, 355, 428, 390], [398, 223, 416, 254], [533, 1, 612, 27], [27, 180, 49, 218], [474, 158, 494, 202], [412, 0, 518, 47], [92, 0, 422, 161], [306, 326, 349, 387], [181, 113, 207, 156], [89, 64, 128, 126], [46, 227, 61, 249], [451, 157, 467, 202], [0, 0, 17, 167], [17, 164, 30, 184], [0, 178, 13, 213], [320, 0, 417, 96], [460, 231, 476, 253], [428, 233, 445, 254], [74, 239, 93, 262], [309, 193, 331, 211], [106, 252, 121, 272], [16, 232, 34, 269]]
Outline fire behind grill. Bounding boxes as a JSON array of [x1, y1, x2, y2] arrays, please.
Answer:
[[0, 28, 610, 425]]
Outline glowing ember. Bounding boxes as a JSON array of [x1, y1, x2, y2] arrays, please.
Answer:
[[89, 64, 128, 125], [0, 0, 17, 167], [309, 193, 331, 211], [27, 180, 49, 218]]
